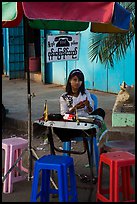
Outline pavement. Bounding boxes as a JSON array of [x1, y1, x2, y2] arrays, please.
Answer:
[[2, 76, 135, 202], [2, 75, 135, 139]]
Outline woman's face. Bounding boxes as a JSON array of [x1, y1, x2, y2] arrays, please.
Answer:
[[69, 75, 82, 90]]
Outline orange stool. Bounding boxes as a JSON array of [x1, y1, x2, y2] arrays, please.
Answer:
[[96, 151, 135, 202]]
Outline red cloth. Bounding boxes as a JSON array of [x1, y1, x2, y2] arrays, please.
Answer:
[[22, 2, 114, 23]]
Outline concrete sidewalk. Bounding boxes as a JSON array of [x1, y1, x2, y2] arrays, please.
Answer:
[[2, 75, 135, 140], [2, 76, 135, 202]]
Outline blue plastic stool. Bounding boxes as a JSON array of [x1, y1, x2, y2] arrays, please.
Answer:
[[31, 155, 78, 202]]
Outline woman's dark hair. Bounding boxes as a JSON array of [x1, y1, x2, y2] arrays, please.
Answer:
[[66, 69, 85, 95]]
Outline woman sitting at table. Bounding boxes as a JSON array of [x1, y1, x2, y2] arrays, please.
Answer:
[[60, 68, 105, 119], [55, 68, 107, 142]]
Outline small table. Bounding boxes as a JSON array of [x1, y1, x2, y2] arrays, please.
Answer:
[[34, 117, 99, 183]]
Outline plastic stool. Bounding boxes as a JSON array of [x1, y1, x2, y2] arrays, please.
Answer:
[[2, 137, 28, 193], [96, 151, 135, 202], [31, 155, 78, 202]]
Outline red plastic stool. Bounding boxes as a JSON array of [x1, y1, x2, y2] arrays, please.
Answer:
[[2, 137, 28, 193], [96, 151, 135, 202]]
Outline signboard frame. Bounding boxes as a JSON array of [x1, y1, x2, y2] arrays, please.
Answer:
[[46, 33, 80, 63]]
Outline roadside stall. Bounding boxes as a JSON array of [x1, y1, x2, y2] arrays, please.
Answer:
[[2, 2, 132, 194]]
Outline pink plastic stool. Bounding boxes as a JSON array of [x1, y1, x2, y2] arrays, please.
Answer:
[[2, 137, 28, 193]]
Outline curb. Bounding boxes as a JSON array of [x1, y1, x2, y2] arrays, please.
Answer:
[[4, 117, 28, 133], [4, 117, 135, 142]]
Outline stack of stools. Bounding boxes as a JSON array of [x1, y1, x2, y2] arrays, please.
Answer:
[[96, 151, 135, 202], [31, 154, 78, 202], [2, 137, 28, 193]]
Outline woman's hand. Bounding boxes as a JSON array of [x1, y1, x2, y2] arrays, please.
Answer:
[[69, 97, 93, 113], [83, 97, 93, 112], [75, 98, 91, 109], [68, 101, 85, 114], [83, 97, 90, 107], [75, 101, 85, 109]]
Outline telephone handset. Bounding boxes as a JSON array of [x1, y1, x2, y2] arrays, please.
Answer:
[[55, 36, 72, 47], [54, 36, 72, 42]]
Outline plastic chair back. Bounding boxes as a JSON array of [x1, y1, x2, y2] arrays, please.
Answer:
[[90, 93, 98, 110]]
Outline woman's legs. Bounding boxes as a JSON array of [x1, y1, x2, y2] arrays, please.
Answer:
[[91, 108, 105, 119], [91, 108, 108, 142]]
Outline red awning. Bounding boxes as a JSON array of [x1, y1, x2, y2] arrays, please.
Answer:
[[22, 2, 114, 23], [2, 2, 131, 32]]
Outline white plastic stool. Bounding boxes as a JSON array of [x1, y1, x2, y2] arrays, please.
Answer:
[[2, 137, 28, 193]]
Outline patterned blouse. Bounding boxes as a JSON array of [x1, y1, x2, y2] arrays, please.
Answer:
[[60, 89, 94, 117]]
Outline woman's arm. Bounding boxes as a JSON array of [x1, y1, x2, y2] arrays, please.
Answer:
[[60, 92, 93, 115], [69, 101, 85, 114], [60, 96, 69, 115], [85, 98, 93, 112], [84, 90, 94, 113]]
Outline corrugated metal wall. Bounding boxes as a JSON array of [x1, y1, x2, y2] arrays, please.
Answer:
[[3, 20, 25, 79], [3, 23, 134, 93], [44, 27, 135, 93]]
